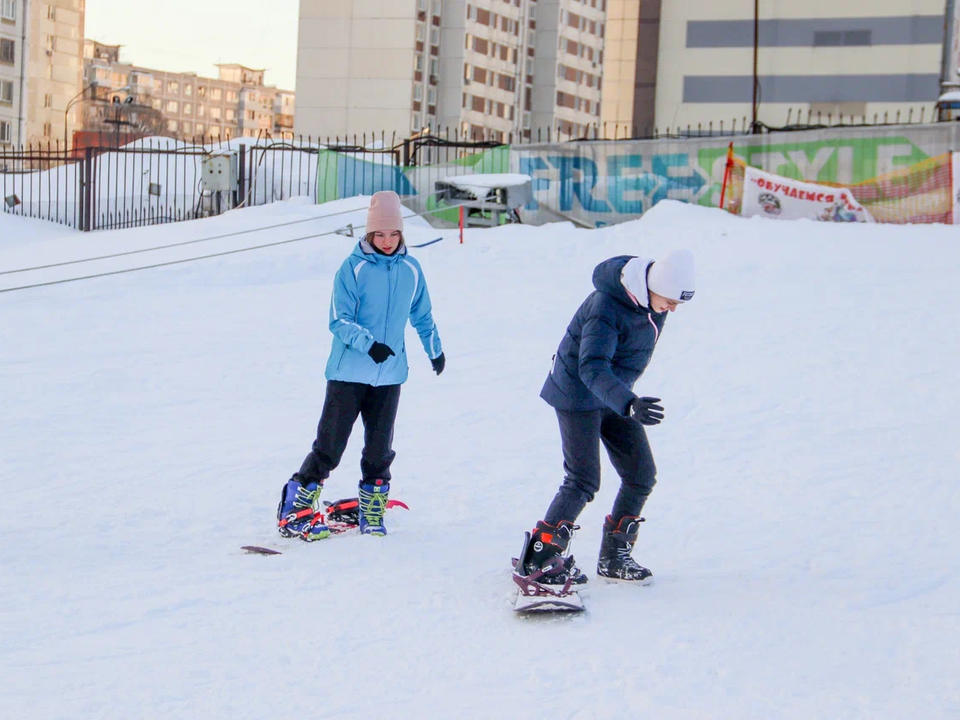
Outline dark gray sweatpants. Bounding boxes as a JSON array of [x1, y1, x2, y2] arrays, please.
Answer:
[[544, 407, 657, 525]]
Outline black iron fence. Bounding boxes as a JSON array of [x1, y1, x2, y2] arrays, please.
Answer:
[[0, 111, 948, 231]]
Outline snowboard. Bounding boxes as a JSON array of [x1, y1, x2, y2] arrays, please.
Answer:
[[511, 532, 585, 614], [242, 497, 410, 554]]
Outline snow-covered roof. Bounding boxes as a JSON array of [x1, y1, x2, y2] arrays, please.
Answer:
[[938, 90, 960, 103]]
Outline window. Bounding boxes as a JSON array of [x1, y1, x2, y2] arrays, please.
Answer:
[[211, 88, 222, 100], [813, 29, 872, 46], [466, 4, 474, 20], [197, 86, 207, 98], [430, 27, 439, 46], [415, 55, 423, 72], [184, 85, 193, 97], [196, 123, 204, 135], [182, 122, 192, 134], [197, 104, 206, 117], [1, 38, 15, 63], [210, 107, 221, 119], [432, 0, 440, 15], [1, 0, 16, 21], [166, 100, 179, 112], [42, 121, 51, 137], [154, 78, 163, 91], [246, 110, 255, 120], [226, 90, 238, 102], [428, 86, 436, 104], [0, 120, 11, 143], [152, 98, 162, 110], [411, 114, 421, 131], [226, 109, 236, 120], [417, 23, 425, 41], [413, 84, 422, 100], [183, 103, 193, 115], [43, 92, 53, 107], [168, 81, 179, 93], [47, 5, 55, 19], [430, 58, 439, 76], [167, 120, 178, 131], [0, 79, 13, 103], [248, 92, 257, 102]]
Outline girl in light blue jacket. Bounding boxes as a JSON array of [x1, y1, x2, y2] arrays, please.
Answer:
[[277, 191, 444, 540]]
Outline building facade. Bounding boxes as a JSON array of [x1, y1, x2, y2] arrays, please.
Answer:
[[295, 0, 609, 142], [26, 0, 84, 146], [1, 0, 85, 148], [605, 0, 949, 135], [0, 0, 26, 147], [82, 41, 295, 144]]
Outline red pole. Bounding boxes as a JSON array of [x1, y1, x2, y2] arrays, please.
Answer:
[[719, 141, 734, 211], [459, 205, 464, 244]]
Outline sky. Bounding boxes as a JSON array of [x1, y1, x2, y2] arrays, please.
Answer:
[[84, 0, 300, 91]]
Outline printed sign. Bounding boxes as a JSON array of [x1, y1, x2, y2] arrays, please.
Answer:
[[742, 167, 874, 223]]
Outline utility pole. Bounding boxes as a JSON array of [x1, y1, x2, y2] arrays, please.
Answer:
[[751, 0, 760, 133]]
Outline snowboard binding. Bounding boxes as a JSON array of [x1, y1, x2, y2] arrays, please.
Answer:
[[322, 497, 410, 534], [511, 531, 585, 613]]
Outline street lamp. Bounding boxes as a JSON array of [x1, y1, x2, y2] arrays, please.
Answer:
[[64, 82, 98, 150], [104, 95, 136, 148]]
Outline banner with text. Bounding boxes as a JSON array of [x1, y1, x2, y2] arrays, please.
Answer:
[[742, 167, 874, 222]]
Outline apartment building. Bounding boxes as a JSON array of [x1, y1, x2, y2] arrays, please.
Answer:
[[82, 42, 296, 143], [295, 0, 609, 142], [0, 0, 25, 147], [1, 0, 85, 147], [605, 0, 948, 134], [26, 0, 85, 145]]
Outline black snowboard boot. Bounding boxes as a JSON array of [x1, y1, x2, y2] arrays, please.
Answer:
[[597, 515, 653, 584], [520, 520, 588, 586]]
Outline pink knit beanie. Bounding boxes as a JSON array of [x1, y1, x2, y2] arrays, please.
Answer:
[[365, 191, 405, 234]]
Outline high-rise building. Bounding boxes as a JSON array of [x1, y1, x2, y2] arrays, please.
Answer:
[[0, 0, 26, 147], [26, 0, 85, 146], [603, 0, 948, 135], [295, 0, 609, 142]]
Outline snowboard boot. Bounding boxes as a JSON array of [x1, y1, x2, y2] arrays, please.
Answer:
[[277, 476, 330, 541], [358, 479, 390, 536], [597, 515, 653, 584], [519, 520, 588, 586]]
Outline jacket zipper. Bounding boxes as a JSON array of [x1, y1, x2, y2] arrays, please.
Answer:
[[376, 260, 394, 386]]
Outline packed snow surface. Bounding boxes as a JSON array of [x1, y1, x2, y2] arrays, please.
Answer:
[[1, 199, 958, 719]]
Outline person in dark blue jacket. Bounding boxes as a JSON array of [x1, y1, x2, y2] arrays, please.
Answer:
[[277, 191, 445, 540], [518, 249, 695, 586]]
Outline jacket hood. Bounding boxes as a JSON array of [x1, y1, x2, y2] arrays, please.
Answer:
[[592, 255, 652, 311], [355, 238, 407, 263]]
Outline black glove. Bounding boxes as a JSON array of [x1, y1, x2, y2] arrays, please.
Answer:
[[628, 396, 664, 426], [368, 342, 395, 364], [431, 353, 445, 376]]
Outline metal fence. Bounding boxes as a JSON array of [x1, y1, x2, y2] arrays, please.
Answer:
[[2, 116, 957, 232]]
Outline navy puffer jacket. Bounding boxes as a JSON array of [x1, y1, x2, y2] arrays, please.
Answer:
[[540, 256, 666, 415]]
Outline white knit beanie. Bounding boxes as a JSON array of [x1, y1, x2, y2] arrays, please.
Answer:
[[648, 249, 696, 302]]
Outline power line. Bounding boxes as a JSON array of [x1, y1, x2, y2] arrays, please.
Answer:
[[0, 204, 465, 295], [0, 197, 440, 277]]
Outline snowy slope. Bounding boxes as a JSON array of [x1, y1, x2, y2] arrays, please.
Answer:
[[1, 201, 958, 720]]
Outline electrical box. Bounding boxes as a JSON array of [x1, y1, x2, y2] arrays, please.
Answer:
[[201, 152, 237, 192]]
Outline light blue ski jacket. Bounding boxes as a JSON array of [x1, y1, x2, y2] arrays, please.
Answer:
[[324, 239, 442, 386]]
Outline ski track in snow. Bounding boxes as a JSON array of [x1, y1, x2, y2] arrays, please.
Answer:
[[2, 200, 959, 719]]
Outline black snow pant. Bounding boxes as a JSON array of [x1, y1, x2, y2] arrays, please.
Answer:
[[297, 380, 401, 486], [543, 407, 657, 526]]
